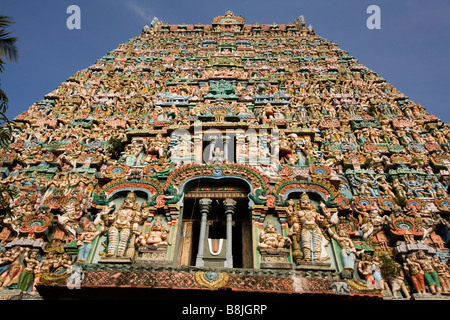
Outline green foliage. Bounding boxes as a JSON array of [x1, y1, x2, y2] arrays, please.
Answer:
[[0, 16, 19, 63], [0, 16, 18, 217], [106, 135, 126, 159], [0, 184, 18, 219], [0, 99, 14, 147], [395, 194, 407, 207], [380, 254, 398, 279], [367, 104, 377, 116], [0, 15, 18, 147]]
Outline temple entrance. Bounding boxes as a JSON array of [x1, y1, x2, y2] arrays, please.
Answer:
[[176, 178, 253, 268]]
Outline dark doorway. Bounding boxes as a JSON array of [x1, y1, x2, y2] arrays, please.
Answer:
[[177, 178, 253, 268]]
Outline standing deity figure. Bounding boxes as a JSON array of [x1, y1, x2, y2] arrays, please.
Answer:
[[380, 255, 411, 299], [431, 256, 450, 293], [17, 248, 40, 293], [297, 192, 329, 262], [76, 221, 104, 262], [0, 247, 24, 289], [146, 133, 168, 161], [358, 253, 377, 287], [103, 191, 141, 258], [403, 252, 427, 294], [328, 227, 357, 277], [416, 250, 442, 294]]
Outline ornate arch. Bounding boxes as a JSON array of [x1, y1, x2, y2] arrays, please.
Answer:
[[93, 178, 164, 206], [272, 177, 339, 205], [163, 163, 269, 205]]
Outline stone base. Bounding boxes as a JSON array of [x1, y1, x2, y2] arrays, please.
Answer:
[[98, 256, 132, 264], [295, 261, 335, 272], [412, 293, 450, 300], [260, 248, 293, 269], [202, 258, 227, 268], [135, 246, 170, 265], [0, 289, 23, 300], [382, 294, 411, 300], [260, 262, 293, 269]]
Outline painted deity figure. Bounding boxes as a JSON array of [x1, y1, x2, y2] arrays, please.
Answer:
[[328, 227, 356, 277], [57, 201, 84, 239], [258, 220, 291, 250], [370, 254, 391, 292], [380, 255, 411, 299], [17, 248, 40, 293], [37, 251, 58, 274], [0, 247, 24, 289], [403, 252, 427, 294], [169, 133, 193, 161], [358, 253, 377, 288], [76, 221, 104, 262], [123, 140, 143, 166], [358, 253, 390, 292], [297, 192, 329, 262], [287, 199, 300, 236], [431, 256, 450, 293], [167, 104, 179, 121], [54, 253, 73, 274], [146, 133, 168, 161], [102, 191, 141, 258], [210, 147, 224, 164], [416, 250, 442, 294], [136, 216, 170, 248]]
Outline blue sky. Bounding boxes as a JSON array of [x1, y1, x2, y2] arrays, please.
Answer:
[[1, 0, 449, 122]]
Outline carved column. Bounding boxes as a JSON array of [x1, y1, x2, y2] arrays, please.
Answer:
[[270, 128, 280, 165], [195, 198, 212, 266], [223, 135, 231, 163], [194, 133, 203, 164], [166, 204, 180, 262], [236, 133, 246, 164], [207, 136, 217, 163], [223, 198, 237, 268]]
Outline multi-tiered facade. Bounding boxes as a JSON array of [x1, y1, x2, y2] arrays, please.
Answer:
[[1, 12, 449, 300]]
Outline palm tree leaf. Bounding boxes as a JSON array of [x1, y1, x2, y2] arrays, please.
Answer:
[[0, 16, 19, 62]]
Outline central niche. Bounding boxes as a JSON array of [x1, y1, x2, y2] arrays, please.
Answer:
[[176, 178, 253, 268]]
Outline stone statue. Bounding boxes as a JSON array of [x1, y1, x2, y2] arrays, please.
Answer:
[[146, 133, 169, 161], [123, 140, 143, 166], [0, 247, 24, 289], [416, 250, 442, 294], [431, 256, 450, 294], [76, 221, 104, 262], [380, 254, 411, 299], [297, 192, 329, 262], [102, 191, 141, 258], [403, 252, 427, 294], [136, 216, 170, 248], [328, 227, 356, 278], [17, 248, 40, 293], [258, 220, 291, 249]]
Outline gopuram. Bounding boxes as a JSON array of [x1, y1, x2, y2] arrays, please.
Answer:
[[0, 11, 449, 300]]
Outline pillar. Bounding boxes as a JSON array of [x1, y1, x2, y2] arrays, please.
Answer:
[[223, 198, 237, 268], [194, 133, 203, 164], [236, 133, 245, 164], [270, 128, 280, 165], [195, 198, 212, 266], [223, 135, 231, 163]]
